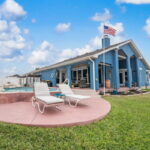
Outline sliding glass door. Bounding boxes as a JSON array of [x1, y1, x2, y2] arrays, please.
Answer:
[[72, 66, 89, 87]]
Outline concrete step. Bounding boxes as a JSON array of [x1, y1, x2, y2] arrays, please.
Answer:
[[72, 89, 99, 96]]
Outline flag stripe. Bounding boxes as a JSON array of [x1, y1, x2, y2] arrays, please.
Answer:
[[104, 25, 116, 36]]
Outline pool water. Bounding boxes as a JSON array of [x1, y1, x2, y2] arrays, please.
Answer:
[[4, 87, 59, 92]]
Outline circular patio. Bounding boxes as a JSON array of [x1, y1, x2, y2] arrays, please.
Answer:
[[0, 97, 111, 127]]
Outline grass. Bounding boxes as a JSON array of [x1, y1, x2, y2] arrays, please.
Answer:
[[0, 94, 150, 150], [142, 88, 150, 92]]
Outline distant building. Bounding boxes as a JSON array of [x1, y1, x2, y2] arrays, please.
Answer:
[[6, 74, 41, 87]]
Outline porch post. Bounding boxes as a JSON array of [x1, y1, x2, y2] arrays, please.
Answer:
[[53, 69, 57, 86], [89, 62, 94, 89], [67, 66, 72, 87], [126, 56, 132, 88], [95, 59, 99, 90], [114, 50, 120, 89], [136, 57, 141, 87]]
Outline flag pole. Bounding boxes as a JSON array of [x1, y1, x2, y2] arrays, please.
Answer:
[[103, 25, 116, 95], [103, 34, 106, 96], [103, 25, 106, 96]]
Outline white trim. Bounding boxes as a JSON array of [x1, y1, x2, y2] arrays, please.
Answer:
[[72, 66, 88, 71], [118, 55, 126, 59], [99, 62, 111, 67]]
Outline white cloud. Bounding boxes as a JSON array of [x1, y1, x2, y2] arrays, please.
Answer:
[[116, 0, 150, 4], [57, 48, 77, 62], [0, 20, 26, 61], [28, 41, 54, 67], [91, 9, 111, 22], [144, 18, 150, 37], [58, 42, 95, 62], [0, 0, 26, 20], [74, 45, 93, 55], [0, 1, 28, 62], [55, 23, 71, 32], [61, 48, 76, 58], [23, 28, 29, 34], [90, 36, 102, 48], [0, 55, 24, 62], [31, 18, 36, 23], [0, 20, 8, 32], [3, 66, 17, 75]]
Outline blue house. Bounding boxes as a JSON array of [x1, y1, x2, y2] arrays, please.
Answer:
[[28, 36, 150, 90]]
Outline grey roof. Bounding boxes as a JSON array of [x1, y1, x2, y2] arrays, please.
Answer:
[[25, 39, 150, 75]]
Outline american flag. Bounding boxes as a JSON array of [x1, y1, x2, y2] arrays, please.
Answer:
[[104, 25, 116, 36]]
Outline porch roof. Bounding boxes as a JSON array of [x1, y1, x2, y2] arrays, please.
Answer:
[[26, 40, 150, 75]]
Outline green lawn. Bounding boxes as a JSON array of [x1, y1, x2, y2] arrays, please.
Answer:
[[0, 95, 150, 150], [142, 88, 150, 92]]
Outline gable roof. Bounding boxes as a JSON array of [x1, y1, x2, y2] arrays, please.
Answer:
[[26, 39, 150, 75]]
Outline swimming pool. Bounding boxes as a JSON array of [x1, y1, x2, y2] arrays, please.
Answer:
[[3, 87, 59, 92], [0, 87, 61, 104]]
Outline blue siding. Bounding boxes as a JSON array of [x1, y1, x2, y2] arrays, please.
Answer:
[[138, 59, 148, 87], [36, 69, 56, 86]]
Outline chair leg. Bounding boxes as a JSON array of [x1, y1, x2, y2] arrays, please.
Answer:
[[63, 96, 80, 107], [55, 106, 61, 111], [32, 97, 36, 107], [66, 97, 74, 106], [74, 99, 80, 107], [65, 97, 71, 105], [67, 97, 79, 107], [35, 102, 45, 114]]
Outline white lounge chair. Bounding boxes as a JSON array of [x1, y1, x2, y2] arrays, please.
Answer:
[[58, 84, 90, 107], [32, 82, 64, 113]]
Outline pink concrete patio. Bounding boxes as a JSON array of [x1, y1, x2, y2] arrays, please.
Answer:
[[0, 96, 111, 127]]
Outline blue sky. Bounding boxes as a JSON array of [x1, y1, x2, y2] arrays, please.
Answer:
[[0, 0, 150, 77]]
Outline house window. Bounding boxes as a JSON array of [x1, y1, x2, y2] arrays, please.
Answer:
[[83, 69, 87, 79], [72, 65, 89, 85], [125, 72, 128, 82], [78, 70, 81, 81], [73, 71, 77, 81]]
